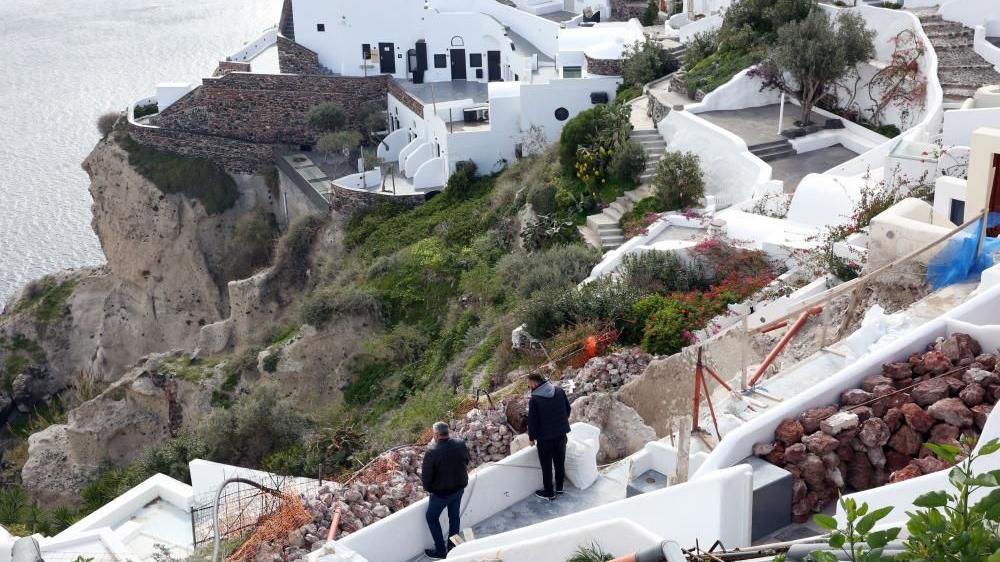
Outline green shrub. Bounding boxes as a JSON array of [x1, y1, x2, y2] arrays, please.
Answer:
[[0, 486, 26, 525], [640, 300, 696, 355], [519, 214, 580, 251], [198, 385, 306, 467], [684, 48, 763, 96], [683, 31, 718, 70], [527, 183, 557, 215], [621, 38, 679, 88], [653, 151, 705, 210], [307, 102, 347, 132], [300, 285, 380, 328], [618, 196, 666, 238], [262, 352, 279, 373], [385, 383, 462, 443], [96, 112, 120, 137], [619, 250, 703, 294], [317, 130, 363, 156], [640, 0, 658, 26], [443, 161, 478, 201], [559, 107, 606, 178], [344, 360, 390, 405], [615, 84, 642, 105], [116, 133, 239, 215], [608, 140, 646, 185], [269, 214, 326, 289], [497, 245, 601, 299], [872, 123, 901, 138], [133, 103, 159, 120], [15, 276, 77, 327], [621, 294, 671, 344], [226, 207, 278, 279], [567, 543, 614, 562]]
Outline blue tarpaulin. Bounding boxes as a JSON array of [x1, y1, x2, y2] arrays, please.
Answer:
[[927, 212, 1000, 290]]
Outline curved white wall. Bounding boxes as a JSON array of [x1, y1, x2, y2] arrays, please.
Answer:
[[378, 129, 411, 163], [413, 157, 447, 190]]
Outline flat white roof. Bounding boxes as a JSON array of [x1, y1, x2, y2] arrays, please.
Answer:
[[559, 22, 644, 58]]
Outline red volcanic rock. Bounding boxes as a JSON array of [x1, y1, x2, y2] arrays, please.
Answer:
[[784, 443, 807, 464], [913, 455, 950, 475], [852, 405, 874, 422], [776, 418, 805, 446], [960, 382, 986, 407], [888, 425, 922, 456], [766, 444, 786, 466], [972, 404, 993, 430], [883, 408, 903, 433], [964, 367, 1000, 387], [804, 432, 840, 455], [862, 374, 894, 392], [800, 454, 827, 489], [841, 389, 874, 406], [792, 478, 807, 502], [885, 450, 913, 472], [753, 442, 775, 456], [928, 398, 974, 428], [889, 463, 923, 483], [859, 418, 891, 448], [883, 362, 912, 380], [799, 406, 838, 434], [900, 403, 935, 433], [975, 354, 998, 370], [937, 333, 981, 364], [846, 455, 873, 490], [923, 351, 952, 374], [911, 378, 950, 407], [929, 423, 961, 445]]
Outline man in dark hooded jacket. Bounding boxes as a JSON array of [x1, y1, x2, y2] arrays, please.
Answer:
[[421, 421, 469, 559], [526, 372, 571, 500]]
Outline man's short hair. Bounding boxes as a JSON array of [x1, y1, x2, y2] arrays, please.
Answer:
[[433, 421, 450, 436], [526, 372, 545, 384]]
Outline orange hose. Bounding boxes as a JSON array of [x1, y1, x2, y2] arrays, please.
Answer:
[[326, 505, 342, 542], [748, 306, 822, 386]]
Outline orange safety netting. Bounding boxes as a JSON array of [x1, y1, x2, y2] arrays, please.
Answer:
[[226, 493, 313, 562]]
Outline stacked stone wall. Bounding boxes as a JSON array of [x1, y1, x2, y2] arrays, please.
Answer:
[[128, 124, 273, 174], [327, 182, 425, 215], [213, 61, 252, 77], [277, 35, 327, 75], [387, 80, 425, 119], [610, 0, 648, 21], [585, 55, 624, 77], [153, 72, 390, 146]]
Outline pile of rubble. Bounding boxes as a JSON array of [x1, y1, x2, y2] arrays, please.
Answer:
[[561, 348, 652, 401], [270, 408, 514, 560], [755, 333, 998, 522]]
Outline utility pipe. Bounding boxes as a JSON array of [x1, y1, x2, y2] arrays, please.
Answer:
[[326, 505, 343, 542], [611, 540, 686, 562], [747, 306, 822, 387]]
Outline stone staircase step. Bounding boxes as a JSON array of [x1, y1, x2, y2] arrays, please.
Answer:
[[757, 147, 797, 162], [601, 233, 625, 245], [748, 139, 791, 151]]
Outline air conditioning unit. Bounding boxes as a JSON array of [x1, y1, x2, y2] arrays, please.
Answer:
[[463, 105, 490, 123], [590, 92, 609, 104]]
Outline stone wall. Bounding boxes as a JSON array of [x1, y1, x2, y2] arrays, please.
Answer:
[[153, 72, 391, 146], [128, 124, 274, 174], [277, 35, 327, 75], [388, 80, 425, 119], [327, 182, 425, 215], [585, 55, 623, 77], [610, 0, 648, 21], [213, 61, 252, 77]]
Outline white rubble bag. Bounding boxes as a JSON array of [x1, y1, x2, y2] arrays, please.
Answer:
[[563, 423, 600, 490], [843, 305, 911, 362]]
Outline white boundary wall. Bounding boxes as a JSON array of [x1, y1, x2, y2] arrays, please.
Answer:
[[693, 282, 1000, 481], [448, 464, 754, 558], [939, 0, 1000, 36]]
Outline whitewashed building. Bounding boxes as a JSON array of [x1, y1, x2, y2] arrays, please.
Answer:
[[284, 0, 643, 190]]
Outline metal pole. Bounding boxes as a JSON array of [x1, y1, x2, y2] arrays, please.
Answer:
[[777, 92, 786, 135], [975, 161, 997, 259], [740, 313, 749, 390]]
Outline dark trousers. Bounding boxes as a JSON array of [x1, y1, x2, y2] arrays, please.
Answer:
[[536, 435, 568, 494], [425, 488, 464, 554]]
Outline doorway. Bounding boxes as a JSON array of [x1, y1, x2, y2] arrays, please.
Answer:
[[450, 49, 467, 80], [379, 42, 396, 74], [487, 50, 501, 82]]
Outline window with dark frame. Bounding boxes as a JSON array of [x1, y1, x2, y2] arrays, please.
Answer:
[[362, 44, 371, 59], [563, 66, 582, 78], [316, 23, 325, 32], [434, 54, 447, 68], [470, 53, 483, 68]]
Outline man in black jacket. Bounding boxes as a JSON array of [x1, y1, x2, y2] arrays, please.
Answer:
[[527, 372, 572, 500], [421, 421, 470, 559]]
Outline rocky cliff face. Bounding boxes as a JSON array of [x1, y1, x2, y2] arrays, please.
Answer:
[[0, 137, 276, 415]]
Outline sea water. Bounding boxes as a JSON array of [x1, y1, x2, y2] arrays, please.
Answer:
[[0, 0, 279, 306]]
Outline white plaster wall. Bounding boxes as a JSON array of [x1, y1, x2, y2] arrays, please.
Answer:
[[944, 106, 1000, 146], [693, 283, 1000, 479], [690, 69, 781, 112], [932, 175, 968, 224], [414, 157, 447, 189], [519, 76, 620, 141], [940, 0, 1000, 36], [404, 142, 433, 177], [449, 519, 663, 562], [868, 197, 953, 268], [378, 128, 411, 162], [434, 0, 562, 58], [657, 110, 768, 209], [227, 27, 279, 63], [786, 173, 864, 228], [679, 13, 724, 43], [975, 26, 1000, 70], [448, 464, 754, 557]]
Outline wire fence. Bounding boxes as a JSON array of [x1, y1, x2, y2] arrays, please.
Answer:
[[189, 475, 321, 558]]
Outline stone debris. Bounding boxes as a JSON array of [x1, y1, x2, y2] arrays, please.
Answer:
[[754, 334, 999, 522], [561, 348, 652, 401], [256, 408, 514, 561]]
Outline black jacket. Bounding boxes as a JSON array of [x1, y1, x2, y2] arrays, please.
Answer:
[[421, 437, 470, 496], [527, 381, 572, 441]]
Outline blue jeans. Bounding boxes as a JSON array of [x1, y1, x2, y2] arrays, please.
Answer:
[[425, 489, 464, 554]]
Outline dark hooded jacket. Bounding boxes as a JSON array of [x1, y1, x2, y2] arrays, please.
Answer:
[[527, 380, 572, 441], [421, 437, 470, 496]]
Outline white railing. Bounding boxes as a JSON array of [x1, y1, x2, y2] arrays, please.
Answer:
[[226, 27, 278, 63]]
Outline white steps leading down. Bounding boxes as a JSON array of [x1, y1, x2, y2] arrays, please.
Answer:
[[520, 0, 564, 15], [582, 127, 662, 251]]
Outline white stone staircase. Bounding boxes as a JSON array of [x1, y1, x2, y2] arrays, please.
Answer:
[[581, 127, 662, 251]]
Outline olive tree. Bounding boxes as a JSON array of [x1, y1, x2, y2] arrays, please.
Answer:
[[653, 151, 704, 210], [307, 102, 347, 132], [760, 9, 875, 125]]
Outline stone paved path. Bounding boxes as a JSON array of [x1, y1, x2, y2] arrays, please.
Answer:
[[909, 8, 1000, 104]]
